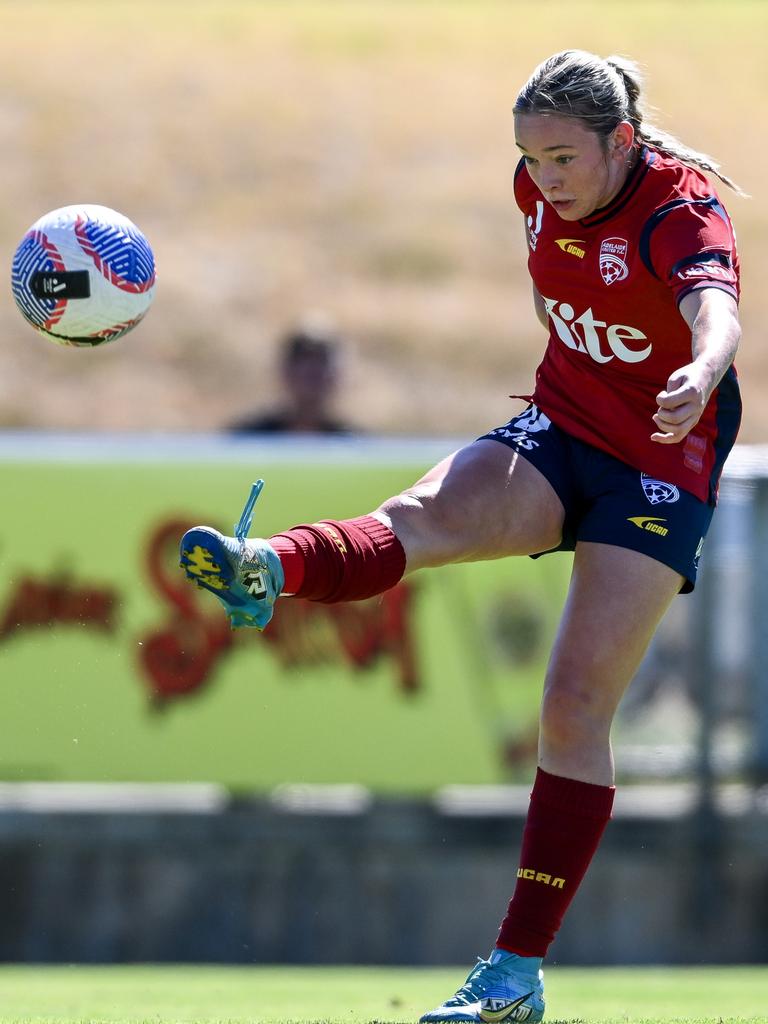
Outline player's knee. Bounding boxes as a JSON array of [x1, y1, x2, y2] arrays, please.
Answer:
[[540, 680, 611, 752], [379, 484, 476, 563]]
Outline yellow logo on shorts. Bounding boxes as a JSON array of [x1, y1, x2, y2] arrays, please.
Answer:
[[628, 516, 669, 537]]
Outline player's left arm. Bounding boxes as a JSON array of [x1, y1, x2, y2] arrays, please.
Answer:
[[651, 287, 741, 444]]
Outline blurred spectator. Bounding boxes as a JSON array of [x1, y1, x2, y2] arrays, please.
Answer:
[[230, 316, 356, 434]]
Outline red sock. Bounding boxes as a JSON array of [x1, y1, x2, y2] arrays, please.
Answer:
[[496, 767, 615, 957], [269, 515, 406, 602], [269, 536, 306, 595]]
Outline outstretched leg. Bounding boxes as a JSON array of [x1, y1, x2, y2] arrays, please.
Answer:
[[181, 439, 565, 627], [273, 440, 565, 597]]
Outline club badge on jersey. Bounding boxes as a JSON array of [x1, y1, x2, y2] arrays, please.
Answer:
[[599, 237, 630, 285]]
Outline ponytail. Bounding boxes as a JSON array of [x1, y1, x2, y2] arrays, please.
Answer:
[[516, 50, 746, 196], [604, 55, 746, 196]]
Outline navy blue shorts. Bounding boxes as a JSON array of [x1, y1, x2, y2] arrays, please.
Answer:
[[479, 405, 715, 593]]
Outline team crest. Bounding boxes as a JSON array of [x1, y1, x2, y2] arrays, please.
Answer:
[[599, 237, 629, 285], [641, 473, 680, 505]]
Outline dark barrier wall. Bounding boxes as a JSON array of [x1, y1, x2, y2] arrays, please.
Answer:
[[1, 798, 767, 965]]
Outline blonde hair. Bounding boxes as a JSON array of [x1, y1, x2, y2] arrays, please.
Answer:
[[515, 50, 745, 196]]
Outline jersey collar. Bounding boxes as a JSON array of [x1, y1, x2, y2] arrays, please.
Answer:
[[579, 145, 653, 228]]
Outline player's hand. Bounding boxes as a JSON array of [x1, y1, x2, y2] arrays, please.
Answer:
[[651, 363, 711, 444]]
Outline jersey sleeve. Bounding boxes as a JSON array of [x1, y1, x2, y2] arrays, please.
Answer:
[[646, 198, 739, 305]]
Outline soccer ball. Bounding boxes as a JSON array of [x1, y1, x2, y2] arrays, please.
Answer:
[[11, 204, 156, 347]]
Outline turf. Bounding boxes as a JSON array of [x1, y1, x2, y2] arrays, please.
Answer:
[[0, 964, 765, 1023]]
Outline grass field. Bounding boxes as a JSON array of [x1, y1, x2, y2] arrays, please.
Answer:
[[0, 965, 765, 1024]]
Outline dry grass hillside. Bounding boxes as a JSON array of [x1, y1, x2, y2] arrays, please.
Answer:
[[0, 0, 764, 438]]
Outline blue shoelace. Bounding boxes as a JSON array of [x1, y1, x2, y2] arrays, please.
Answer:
[[234, 479, 264, 545]]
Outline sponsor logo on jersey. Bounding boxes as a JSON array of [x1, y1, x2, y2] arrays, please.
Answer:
[[480, 993, 535, 1022], [641, 473, 680, 504], [555, 238, 586, 258], [628, 516, 669, 537], [599, 236, 630, 285], [543, 296, 651, 364], [676, 262, 736, 282], [527, 200, 544, 251], [683, 433, 707, 473]]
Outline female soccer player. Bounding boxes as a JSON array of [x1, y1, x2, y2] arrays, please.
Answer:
[[180, 50, 743, 1023]]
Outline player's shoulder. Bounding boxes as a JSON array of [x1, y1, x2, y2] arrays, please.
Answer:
[[643, 146, 726, 209], [637, 148, 735, 254], [638, 148, 739, 287]]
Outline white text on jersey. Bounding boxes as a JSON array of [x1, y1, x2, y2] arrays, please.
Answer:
[[543, 296, 652, 365]]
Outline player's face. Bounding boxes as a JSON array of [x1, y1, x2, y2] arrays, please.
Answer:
[[514, 113, 634, 221]]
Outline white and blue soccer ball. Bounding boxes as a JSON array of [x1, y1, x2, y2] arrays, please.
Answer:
[[11, 204, 156, 347]]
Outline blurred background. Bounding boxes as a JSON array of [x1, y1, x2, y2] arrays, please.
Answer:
[[0, 0, 767, 971], [1, 0, 765, 436]]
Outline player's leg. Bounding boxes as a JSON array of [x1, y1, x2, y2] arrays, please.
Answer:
[[376, 439, 565, 570], [495, 543, 683, 956], [420, 543, 683, 1023], [180, 435, 565, 627]]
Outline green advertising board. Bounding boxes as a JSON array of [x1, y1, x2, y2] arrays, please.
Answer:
[[0, 435, 570, 793]]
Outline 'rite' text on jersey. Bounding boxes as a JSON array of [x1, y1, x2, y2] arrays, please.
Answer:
[[544, 297, 651, 364]]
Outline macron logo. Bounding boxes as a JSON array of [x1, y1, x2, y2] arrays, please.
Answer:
[[543, 296, 652, 365], [555, 238, 586, 259]]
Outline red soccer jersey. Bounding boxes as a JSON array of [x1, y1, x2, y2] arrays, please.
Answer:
[[514, 146, 741, 503]]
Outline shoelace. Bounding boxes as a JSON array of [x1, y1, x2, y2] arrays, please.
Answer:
[[234, 480, 265, 547], [446, 957, 505, 1006]]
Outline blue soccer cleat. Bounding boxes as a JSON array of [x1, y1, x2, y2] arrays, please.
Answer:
[[420, 949, 545, 1023], [179, 480, 285, 630]]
